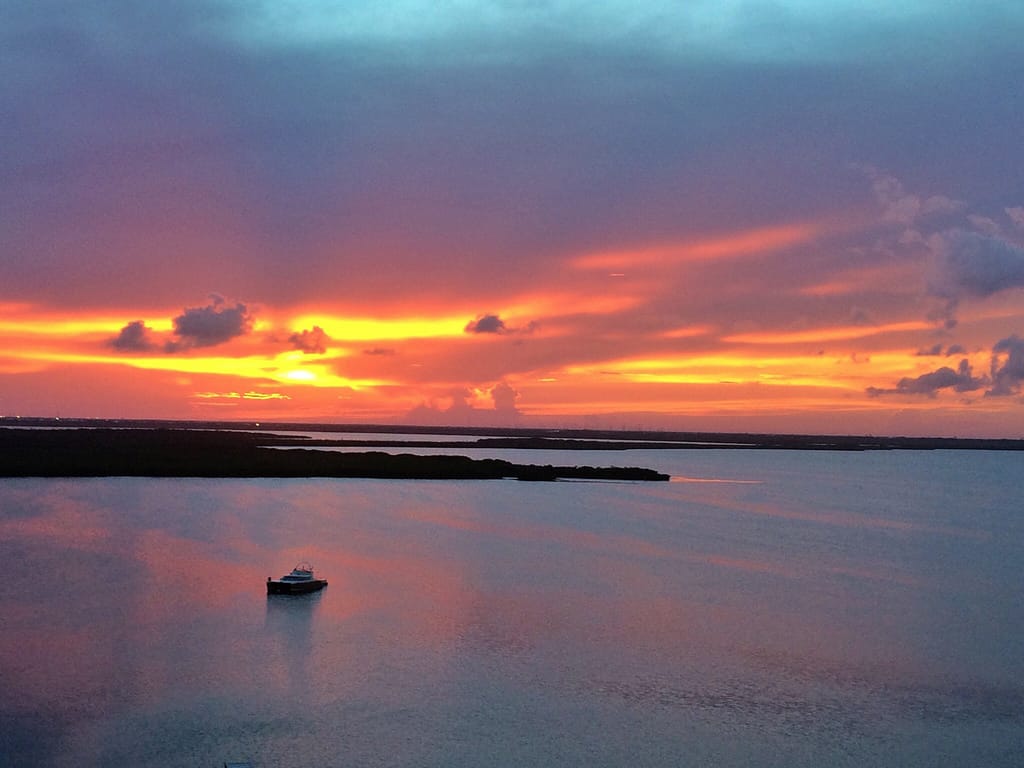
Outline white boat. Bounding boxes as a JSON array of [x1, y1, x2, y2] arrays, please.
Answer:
[[267, 562, 327, 594]]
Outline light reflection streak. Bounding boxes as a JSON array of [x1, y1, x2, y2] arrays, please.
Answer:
[[0, 499, 111, 552], [687, 493, 991, 541], [670, 476, 763, 484], [401, 499, 925, 590]]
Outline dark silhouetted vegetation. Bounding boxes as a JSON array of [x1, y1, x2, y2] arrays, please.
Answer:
[[0, 428, 669, 481]]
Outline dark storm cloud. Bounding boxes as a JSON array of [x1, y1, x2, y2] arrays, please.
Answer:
[[109, 320, 156, 351], [289, 326, 329, 354], [988, 336, 1024, 397], [168, 296, 252, 350], [866, 359, 987, 398]]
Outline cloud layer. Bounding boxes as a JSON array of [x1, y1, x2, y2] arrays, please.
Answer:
[[2, 1, 1024, 435]]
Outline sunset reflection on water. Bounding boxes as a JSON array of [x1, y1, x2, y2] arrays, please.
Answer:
[[1, 451, 1023, 767]]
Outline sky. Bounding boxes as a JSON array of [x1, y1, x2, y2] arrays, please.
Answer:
[[2, 1, 1024, 436]]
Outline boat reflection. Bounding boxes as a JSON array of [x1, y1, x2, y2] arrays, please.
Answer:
[[265, 587, 322, 695]]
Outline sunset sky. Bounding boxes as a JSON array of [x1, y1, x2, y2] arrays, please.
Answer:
[[3, 1, 1024, 436]]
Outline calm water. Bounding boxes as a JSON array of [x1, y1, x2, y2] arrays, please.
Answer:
[[1, 449, 1022, 767]]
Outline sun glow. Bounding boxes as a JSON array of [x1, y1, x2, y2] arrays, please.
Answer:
[[0, 311, 175, 337], [287, 313, 468, 341], [1, 270, 1017, 434], [10, 348, 390, 390]]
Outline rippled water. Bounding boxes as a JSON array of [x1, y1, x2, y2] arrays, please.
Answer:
[[1, 449, 1022, 767]]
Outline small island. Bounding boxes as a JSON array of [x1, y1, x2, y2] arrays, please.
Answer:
[[0, 428, 669, 482]]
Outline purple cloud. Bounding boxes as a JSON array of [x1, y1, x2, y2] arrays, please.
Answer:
[[490, 381, 519, 413], [924, 229, 1024, 328], [168, 296, 252, 350], [109, 320, 156, 351], [928, 229, 1024, 301], [861, 166, 962, 226], [289, 326, 329, 354], [464, 314, 539, 335], [987, 336, 1024, 397], [465, 314, 507, 334]]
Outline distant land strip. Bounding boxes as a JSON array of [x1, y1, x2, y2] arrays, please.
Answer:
[[0, 428, 668, 481], [2, 417, 1023, 450]]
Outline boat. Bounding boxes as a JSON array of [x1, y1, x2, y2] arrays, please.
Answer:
[[267, 562, 328, 594]]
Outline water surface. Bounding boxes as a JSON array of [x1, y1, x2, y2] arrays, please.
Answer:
[[1, 450, 1021, 766]]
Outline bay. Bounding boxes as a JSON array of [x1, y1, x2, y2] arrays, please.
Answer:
[[1, 448, 1022, 767]]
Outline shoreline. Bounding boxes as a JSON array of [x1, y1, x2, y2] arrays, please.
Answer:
[[1, 416, 1022, 450]]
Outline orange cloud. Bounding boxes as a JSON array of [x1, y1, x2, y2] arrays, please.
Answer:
[[566, 352, 867, 390], [722, 321, 933, 345], [799, 261, 923, 297], [571, 222, 821, 270], [660, 325, 713, 339]]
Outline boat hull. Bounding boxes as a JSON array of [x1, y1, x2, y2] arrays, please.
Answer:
[[267, 578, 327, 595]]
